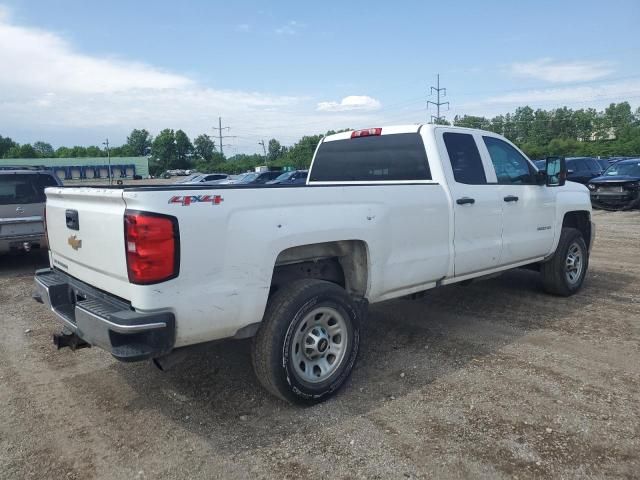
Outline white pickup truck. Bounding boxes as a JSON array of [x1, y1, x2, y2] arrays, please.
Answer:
[[34, 125, 594, 404]]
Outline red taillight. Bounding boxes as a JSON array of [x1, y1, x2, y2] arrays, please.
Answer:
[[124, 211, 179, 284], [351, 128, 382, 139]]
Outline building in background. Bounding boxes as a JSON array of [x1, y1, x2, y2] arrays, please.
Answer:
[[0, 157, 150, 180]]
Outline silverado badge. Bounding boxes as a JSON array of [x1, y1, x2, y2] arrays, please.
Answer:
[[67, 235, 82, 250]]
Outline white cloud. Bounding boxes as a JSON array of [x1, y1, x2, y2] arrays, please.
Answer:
[[510, 58, 614, 83], [484, 80, 640, 105], [317, 95, 382, 112], [235, 23, 250, 32], [0, 12, 377, 152], [275, 20, 305, 35]]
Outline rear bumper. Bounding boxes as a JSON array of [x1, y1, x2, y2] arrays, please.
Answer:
[[33, 268, 175, 361]]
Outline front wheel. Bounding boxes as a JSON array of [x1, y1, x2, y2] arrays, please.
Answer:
[[251, 279, 363, 405], [541, 227, 589, 296]]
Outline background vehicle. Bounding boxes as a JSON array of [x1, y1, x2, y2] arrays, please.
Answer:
[[536, 157, 603, 184], [213, 171, 281, 185], [175, 173, 228, 184], [588, 158, 640, 210], [267, 170, 309, 185], [596, 159, 611, 171], [34, 125, 593, 404], [0, 166, 62, 253]]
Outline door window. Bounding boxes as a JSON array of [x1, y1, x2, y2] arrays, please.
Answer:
[[442, 132, 486, 184], [483, 136, 534, 184]]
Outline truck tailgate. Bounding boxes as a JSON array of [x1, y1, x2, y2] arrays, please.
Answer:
[[45, 187, 131, 300]]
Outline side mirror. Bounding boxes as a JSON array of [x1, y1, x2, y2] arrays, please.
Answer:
[[545, 156, 566, 187]]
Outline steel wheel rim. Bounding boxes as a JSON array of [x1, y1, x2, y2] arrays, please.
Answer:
[[565, 241, 584, 285], [291, 307, 348, 384]]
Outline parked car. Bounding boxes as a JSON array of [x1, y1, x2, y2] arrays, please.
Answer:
[[173, 173, 202, 184], [596, 159, 611, 172], [214, 171, 282, 185], [564, 157, 603, 184], [34, 124, 593, 404], [267, 170, 309, 185], [0, 166, 62, 254], [534, 158, 601, 183], [176, 173, 228, 184], [588, 158, 640, 210]]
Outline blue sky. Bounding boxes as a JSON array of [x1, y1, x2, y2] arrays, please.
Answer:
[[1, 0, 639, 153]]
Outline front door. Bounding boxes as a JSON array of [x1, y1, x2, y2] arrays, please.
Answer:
[[438, 130, 503, 276], [480, 135, 556, 264]]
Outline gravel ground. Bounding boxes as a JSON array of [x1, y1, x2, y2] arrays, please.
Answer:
[[1, 210, 638, 479]]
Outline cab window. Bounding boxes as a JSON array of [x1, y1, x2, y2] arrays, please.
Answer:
[[442, 132, 487, 185], [483, 136, 535, 184]]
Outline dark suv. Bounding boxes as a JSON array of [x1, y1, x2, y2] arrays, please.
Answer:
[[0, 167, 62, 253], [534, 157, 603, 184]]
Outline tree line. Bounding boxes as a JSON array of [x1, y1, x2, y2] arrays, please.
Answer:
[[448, 102, 640, 159], [1, 102, 639, 176]]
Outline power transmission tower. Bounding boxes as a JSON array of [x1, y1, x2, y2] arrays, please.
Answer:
[[427, 74, 449, 124], [212, 117, 236, 157], [258, 139, 267, 163]]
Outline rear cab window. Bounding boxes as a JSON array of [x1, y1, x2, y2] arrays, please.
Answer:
[[0, 173, 58, 205], [309, 133, 431, 182], [442, 132, 487, 185]]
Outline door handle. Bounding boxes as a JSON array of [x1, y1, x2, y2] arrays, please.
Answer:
[[503, 195, 519, 202], [456, 197, 475, 205]]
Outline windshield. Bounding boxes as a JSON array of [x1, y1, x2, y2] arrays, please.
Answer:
[[0, 173, 58, 205], [603, 162, 640, 177], [237, 173, 259, 183], [273, 172, 293, 182], [175, 174, 201, 183]]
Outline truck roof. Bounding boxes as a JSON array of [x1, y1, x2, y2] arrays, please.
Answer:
[[322, 124, 486, 143]]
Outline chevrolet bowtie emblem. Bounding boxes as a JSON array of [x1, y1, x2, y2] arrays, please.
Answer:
[[67, 235, 82, 250]]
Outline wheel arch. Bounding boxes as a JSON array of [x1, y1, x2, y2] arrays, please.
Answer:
[[270, 240, 369, 299], [562, 210, 592, 251]]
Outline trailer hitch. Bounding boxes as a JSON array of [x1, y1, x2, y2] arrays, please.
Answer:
[[53, 331, 91, 351]]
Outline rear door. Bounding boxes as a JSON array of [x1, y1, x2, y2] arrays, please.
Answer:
[[437, 130, 503, 276], [480, 135, 555, 264]]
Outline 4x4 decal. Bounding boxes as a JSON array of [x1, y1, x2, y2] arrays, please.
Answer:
[[168, 195, 224, 206]]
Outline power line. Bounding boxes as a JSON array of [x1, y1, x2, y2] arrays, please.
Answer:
[[427, 73, 449, 123], [212, 116, 236, 157]]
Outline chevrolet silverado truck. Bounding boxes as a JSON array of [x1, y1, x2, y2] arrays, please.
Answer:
[[33, 125, 594, 404]]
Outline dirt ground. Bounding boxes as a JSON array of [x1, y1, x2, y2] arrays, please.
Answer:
[[1, 210, 638, 479]]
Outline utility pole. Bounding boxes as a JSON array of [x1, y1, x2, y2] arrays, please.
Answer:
[[258, 139, 267, 164], [212, 116, 236, 157], [102, 138, 112, 185], [427, 74, 450, 124]]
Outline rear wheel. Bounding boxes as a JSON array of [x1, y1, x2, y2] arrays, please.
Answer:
[[251, 279, 362, 405], [541, 227, 589, 296]]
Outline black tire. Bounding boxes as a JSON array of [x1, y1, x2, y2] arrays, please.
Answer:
[[541, 227, 589, 296], [251, 279, 362, 405]]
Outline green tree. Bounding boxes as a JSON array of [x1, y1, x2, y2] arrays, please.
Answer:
[[33, 141, 54, 157], [151, 129, 176, 171], [0, 135, 18, 158], [174, 129, 193, 168], [453, 115, 490, 130], [193, 134, 217, 161], [267, 138, 284, 162], [126, 129, 152, 156], [281, 134, 323, 168]]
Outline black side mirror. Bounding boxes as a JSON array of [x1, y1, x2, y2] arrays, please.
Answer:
[[545, 156, 566, 187]]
